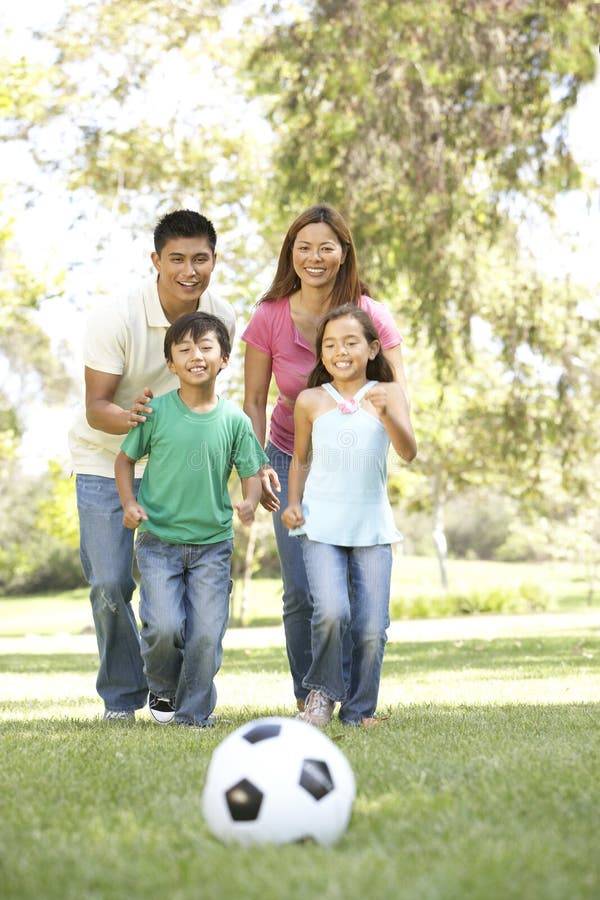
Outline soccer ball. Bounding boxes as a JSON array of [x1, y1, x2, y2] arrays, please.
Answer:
[[201, 716, 356, 846]]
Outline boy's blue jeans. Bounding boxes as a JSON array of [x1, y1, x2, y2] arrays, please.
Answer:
[[300, 538, 391, 724], [76, 474, 148, 713], [134, 531, 233, 726]]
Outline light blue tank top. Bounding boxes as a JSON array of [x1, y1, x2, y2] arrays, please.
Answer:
[[290, 381, 402, 547]]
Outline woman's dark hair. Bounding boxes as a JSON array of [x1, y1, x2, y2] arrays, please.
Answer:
[[164, 312, 230, 361], [259, 204, 370, 307], [307, 304, 394, 388]]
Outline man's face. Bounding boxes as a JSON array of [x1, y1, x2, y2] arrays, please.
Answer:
[[152, 236, 216, 307]]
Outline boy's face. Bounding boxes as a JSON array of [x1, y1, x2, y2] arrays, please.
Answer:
[[166, 329, 228, 386], [152, 236, 216, 308]]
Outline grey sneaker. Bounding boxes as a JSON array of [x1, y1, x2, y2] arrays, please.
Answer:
[[303, 690, 335, 727], [103, 709, 135, 722]]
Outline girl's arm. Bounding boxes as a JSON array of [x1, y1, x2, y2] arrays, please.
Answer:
[[281, 393, 313, 529], [235, 473, 264, 526], [365, 382, 417, 462], [114, 450, 148, 529]]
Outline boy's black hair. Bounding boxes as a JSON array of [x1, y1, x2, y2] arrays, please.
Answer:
[[164, 312, 231, 361], [154, 210, 217, 255], [307, 304, 394, 388]]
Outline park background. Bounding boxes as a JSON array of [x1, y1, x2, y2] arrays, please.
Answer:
[[1, 4, 600, 898], [1, 0, 599, 605]]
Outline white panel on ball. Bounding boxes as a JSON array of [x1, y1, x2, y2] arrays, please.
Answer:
[[202, 717, 356, 846]]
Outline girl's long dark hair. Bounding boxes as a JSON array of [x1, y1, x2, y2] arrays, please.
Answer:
[[307, 305, 394, 388], [259, 205, 370, 307]]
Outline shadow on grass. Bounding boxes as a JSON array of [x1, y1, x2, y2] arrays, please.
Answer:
[[2, 635, 598, 678]]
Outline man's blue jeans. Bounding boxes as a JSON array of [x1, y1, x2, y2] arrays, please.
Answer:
[[135, 531, 233, 726], [300, 538, 391, 723], [76, 474, 148, 712]]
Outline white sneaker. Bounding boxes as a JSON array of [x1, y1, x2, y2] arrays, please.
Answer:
[[303, 690, 335, 727], [148, 692, 175, 724], [103, 709, 135, 722]]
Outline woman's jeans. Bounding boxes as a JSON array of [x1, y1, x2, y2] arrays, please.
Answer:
[[300, 538, 391, 723], [76, 474, 148, 712], [135, 532, 233, 726], [267, 442, 313, 703]]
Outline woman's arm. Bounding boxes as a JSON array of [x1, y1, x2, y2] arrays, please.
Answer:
[[243, 344, 280, 509], [281, 393, 313, 529], [243, 345, 273, 447]]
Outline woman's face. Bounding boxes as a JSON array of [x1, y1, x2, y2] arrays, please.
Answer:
[[292, 222, 346, 294]]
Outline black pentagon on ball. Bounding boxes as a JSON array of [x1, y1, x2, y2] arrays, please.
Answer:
[[242, 723, 282, 744], [226, 778, 264, 821], [299, 758, 334, 800]]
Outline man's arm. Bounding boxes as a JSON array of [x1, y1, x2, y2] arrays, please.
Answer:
[[85, 368, 153, 434]]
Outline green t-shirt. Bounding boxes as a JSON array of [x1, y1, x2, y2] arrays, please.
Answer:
[[120, 391, 268, 544]]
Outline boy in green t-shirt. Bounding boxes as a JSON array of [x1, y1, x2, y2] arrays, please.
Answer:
[[115, 312, 268, 727]]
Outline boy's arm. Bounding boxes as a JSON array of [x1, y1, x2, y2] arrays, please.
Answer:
[[365, 383, 417, 462], [114, 450, 148, 529], [281, 394, 313, 529], [234, 472, 264, 526]]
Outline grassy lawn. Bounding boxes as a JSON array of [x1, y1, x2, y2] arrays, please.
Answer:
[[0, 555, 595, 635], [1, 557, 600, 899]]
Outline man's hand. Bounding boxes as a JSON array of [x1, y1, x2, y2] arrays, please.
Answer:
[[128, 387, 154, 428]]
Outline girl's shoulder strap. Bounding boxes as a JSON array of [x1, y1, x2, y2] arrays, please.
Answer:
[[354, 380, 377, 402], [321, 382, 343, 402]]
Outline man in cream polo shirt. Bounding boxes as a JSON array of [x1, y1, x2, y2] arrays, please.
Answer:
[[69, 209, 236, 721]]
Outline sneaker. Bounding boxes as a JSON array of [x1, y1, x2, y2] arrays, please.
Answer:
[[103, 709, 135, 722], [302, 690, 335, 727], [148, 692, 175, 724], [296, 698, 306, 713]]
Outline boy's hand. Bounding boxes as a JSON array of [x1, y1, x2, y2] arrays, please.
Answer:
[[123, 502, 148, 530], [128, 386, 154, 428], [281, 504, 304, 529], [235, 500, 257, 526]]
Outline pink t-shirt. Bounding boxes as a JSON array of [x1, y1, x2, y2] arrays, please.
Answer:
[[242, 295, 402, 456]]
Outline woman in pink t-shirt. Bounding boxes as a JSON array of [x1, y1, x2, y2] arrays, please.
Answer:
[[242, 204, 409, 711]]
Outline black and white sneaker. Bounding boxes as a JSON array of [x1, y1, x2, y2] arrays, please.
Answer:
[[148, 692, 175, 724]]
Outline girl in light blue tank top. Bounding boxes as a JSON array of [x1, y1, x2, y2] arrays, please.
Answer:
[[282, 305, 416, 727]]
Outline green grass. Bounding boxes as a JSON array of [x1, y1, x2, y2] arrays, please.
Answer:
[[1, 557, 600, 899]]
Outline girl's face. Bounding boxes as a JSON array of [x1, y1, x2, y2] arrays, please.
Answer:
[[320, 315, 379, 381], [292, 222, 346, 293]]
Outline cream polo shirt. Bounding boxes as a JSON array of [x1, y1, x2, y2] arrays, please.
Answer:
[[68, 276, 237, 478]]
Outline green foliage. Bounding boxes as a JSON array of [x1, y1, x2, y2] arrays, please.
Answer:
[[390, 581, 548, 619], [0, 462, 84, 595]]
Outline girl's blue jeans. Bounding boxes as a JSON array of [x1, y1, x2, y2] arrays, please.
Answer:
[[135, 531, 233, 726], [300, 538, 391, 723]]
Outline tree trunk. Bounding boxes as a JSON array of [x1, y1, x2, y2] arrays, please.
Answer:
[[238, 520, 257, 627], [432, 470, 448, 590]]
